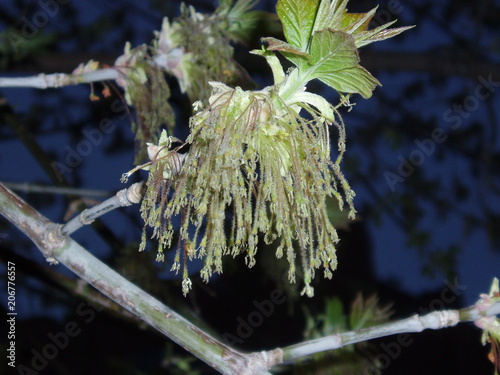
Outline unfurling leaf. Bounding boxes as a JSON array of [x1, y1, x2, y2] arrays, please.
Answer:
[[266, 0, 413, 99]]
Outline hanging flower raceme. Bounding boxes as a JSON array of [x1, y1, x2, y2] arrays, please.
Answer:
[[123, 0, 412, 296], [140, 82, 354, 296]]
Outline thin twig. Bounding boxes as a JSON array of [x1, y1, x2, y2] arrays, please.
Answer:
[[61, 182, 144, 236], [2, 182, 112, 198], [273, 302, 500, 364]]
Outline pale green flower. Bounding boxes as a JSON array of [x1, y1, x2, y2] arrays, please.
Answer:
[[475, 278, 500, 374], [140, 81, 353, 296], [114, 42, 148, 105]]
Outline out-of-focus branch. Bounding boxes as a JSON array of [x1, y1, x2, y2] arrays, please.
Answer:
[[0, 99, 71, 187], [2, 181, 112, 198], [0, 100, 126, 251]]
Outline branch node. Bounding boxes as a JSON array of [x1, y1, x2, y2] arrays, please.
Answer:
[[116, 182, 144, 206], [79, 208, 95, 225], [46, 257, 59, 265], [248, 349, 283, 372], [126, 181, 145, 204], [420, 309, 460, 330], [42, 223, 66, 264]]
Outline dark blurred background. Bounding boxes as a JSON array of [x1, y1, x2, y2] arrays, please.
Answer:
[[0, 0, 499, 374]]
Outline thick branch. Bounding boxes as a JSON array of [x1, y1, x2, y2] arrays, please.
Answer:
[[0, 184, 58, 261]]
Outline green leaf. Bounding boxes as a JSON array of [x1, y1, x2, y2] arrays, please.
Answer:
[[340, 7, 377, 33], [308, 29, 380, 98], [217, 0, 233, 10], [309, 29, 358, 68], [309, 1, 415, 49], [217, 0, 280, 44], [355, 23, 415, 48], [312, 0, 348, 32], [276, 0, 320, 51], [318, 65, 380, 98]]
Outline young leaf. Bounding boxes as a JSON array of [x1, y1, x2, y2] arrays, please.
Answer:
[[261, 36, 311, 58], [339, 7, 377, 34], [308, 29, 380, 98], [318, 65, 380, 99], [216, 0, 280, 44], [312, 0, 348, 32], [277, 0, 320, 51], [355, 23, 415, 48], [261, 36, 311, 69], [311, 1, 414, 49]]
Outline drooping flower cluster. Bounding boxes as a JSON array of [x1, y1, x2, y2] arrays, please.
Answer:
[[140, 82, 355, 296], [125, 0, 412, 296]]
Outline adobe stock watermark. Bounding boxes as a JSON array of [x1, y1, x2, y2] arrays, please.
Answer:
[[368, 0, 404, 28], [7, 0, 71, 55], [15, 295, 107, 375], [364, 277, 466, 374], [384, 74, 500, 192], [51, 99, 128, 182], [222, 289, 286, 346]]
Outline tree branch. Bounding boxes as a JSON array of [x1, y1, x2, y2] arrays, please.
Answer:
[[0, 247, 138, 323], [0, 183, 276, 375], [0, 68, 121, 89], [274, 303, 499, 364]]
